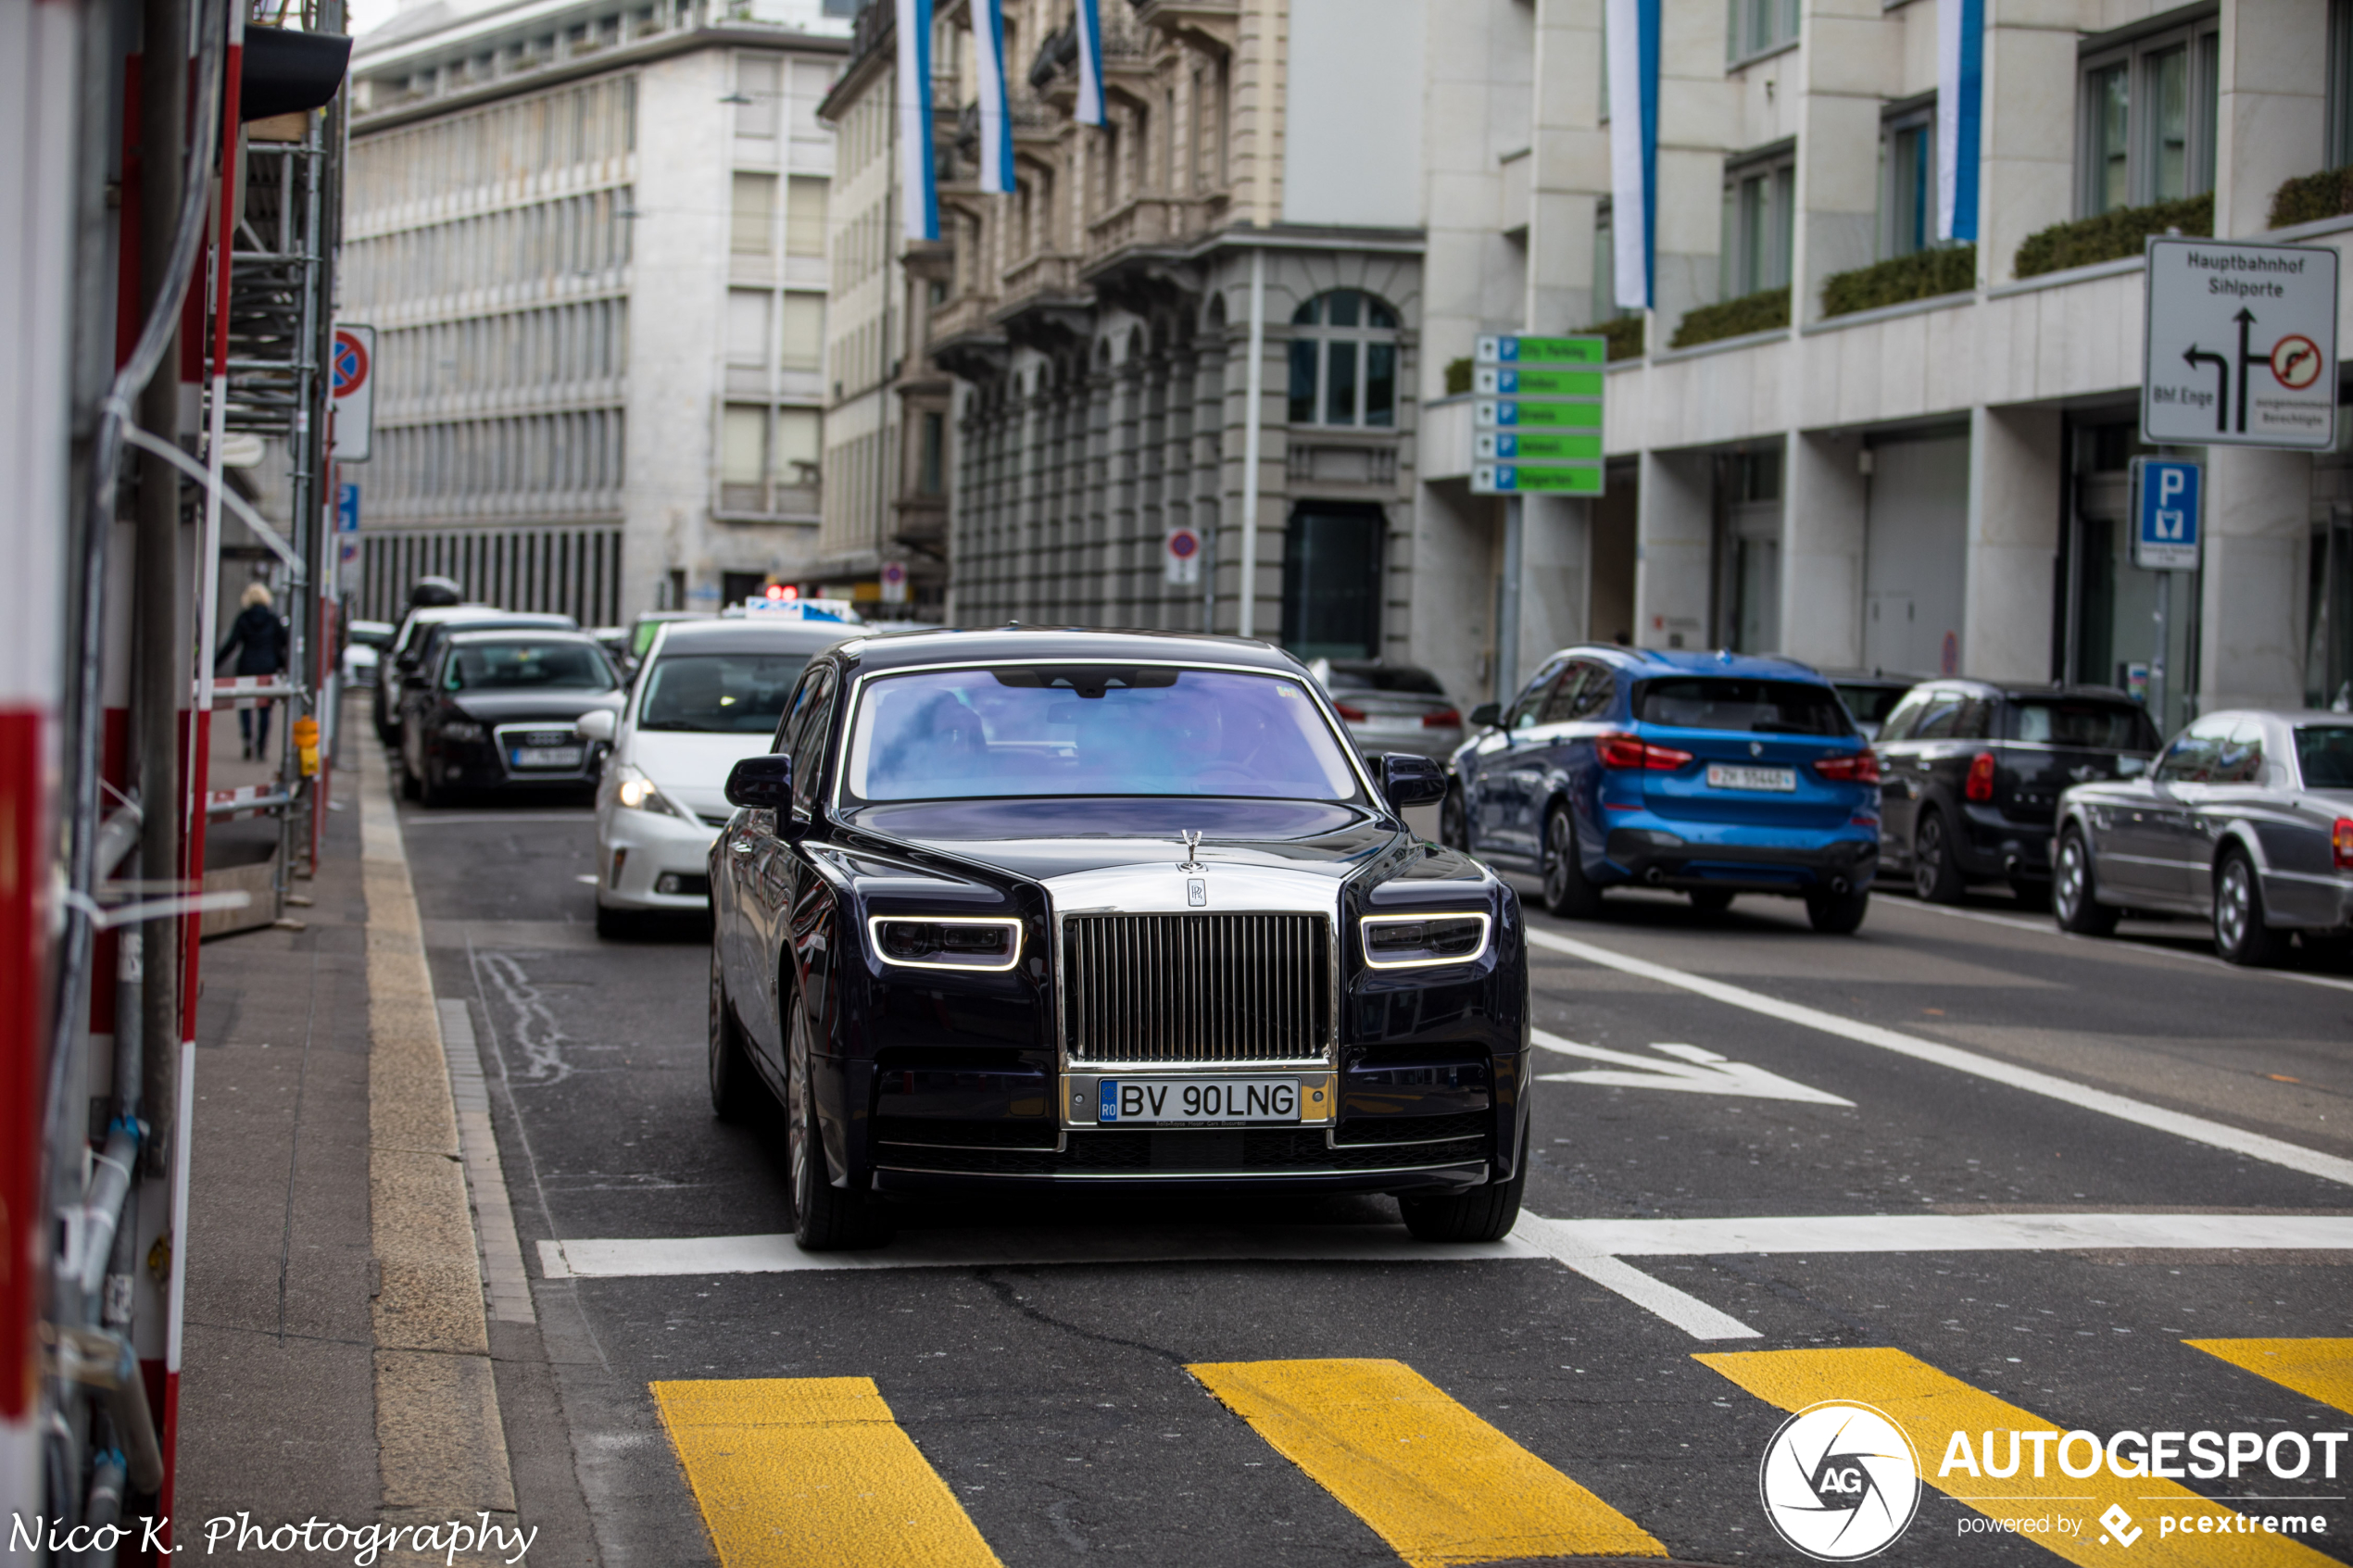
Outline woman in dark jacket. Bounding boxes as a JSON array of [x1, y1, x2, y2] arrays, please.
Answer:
[[217, 583, 290, 759]]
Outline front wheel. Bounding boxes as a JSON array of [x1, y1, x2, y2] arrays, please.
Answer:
[[1399, 1157, 1526, 1243], [1439, 784, 1470, 851], [1540, 804, 1604, 919], [2052, 830, 2119, 935], [1805, 886, 1870, 935], [1911, 809, 1967, 904], [787, 997, 891, 1250], [707, 944, 762, 1123], [2212, 850, 2286, 967]]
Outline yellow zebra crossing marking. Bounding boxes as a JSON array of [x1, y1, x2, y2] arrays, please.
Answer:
[[1697, 1347, 2338, 1566], [649, 1376, 1002, 1568], [2188, 1339, 2353, 1416], [1189, 1358, 1667, 1566]]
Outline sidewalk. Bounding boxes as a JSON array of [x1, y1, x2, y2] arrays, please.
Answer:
[[176, 701, 598, 1565]]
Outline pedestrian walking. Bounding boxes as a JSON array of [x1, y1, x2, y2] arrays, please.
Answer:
[[218, 583, 290, 759]]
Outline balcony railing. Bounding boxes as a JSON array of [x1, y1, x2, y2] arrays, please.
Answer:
[[1084, 194, 1215, 264], [1001, 251, 1079, 300], [928, 290, 998, 344]]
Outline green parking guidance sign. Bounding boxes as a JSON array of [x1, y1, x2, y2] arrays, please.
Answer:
[[1471, 334, 1605, 495]]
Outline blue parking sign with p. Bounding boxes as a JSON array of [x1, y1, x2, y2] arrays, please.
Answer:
[[2132, 458, 2200, 571]]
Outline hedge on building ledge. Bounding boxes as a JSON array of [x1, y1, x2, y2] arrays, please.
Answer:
[[2013, 194, 2210, 279], [2271, 166, 2353, 229], [1668, 286, 1790, 350], [1820, 245, 1976, 319], [1578, 315, 1646, 360], [1444, 357, 1474, 395]]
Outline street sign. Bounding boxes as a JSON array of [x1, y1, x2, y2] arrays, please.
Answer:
[[2142, 239, 2338, 449], [880, 560, 908, 604], [2130, 458, 2200, 571], [336, 483, 359, 533], [1164, 525, 1202, 585], [1471, 334, 1605, 496], [330, 324, 374, 462]]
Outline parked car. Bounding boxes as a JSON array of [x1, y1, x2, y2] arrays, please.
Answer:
[[375, 603, 497, 744], [1442, 646, 1880, 933], [1875, 680, 2159, 906], [385, 611, 579, 751], [1306, 659, 1465, 759], [396, 629, 622, 806], [1826, 671, 1924, 742], [2053, 709, 2353, 964], [707, 626, 1529, 1249], [342, 618, 395, 688], [579, 617, 850, 936]]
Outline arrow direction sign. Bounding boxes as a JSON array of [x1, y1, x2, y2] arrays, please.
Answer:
[[1531, 1030, 1853, 1105], [2143, 238, 2337, 449]]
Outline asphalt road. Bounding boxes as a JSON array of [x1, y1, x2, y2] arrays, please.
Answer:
[[405, 794, 2353, 1567]]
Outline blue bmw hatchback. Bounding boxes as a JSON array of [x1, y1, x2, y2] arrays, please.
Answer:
[[1441, 647, 1881, 932]]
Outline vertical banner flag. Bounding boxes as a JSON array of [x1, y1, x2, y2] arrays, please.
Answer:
[[973, 0, 1016, 194], [1075, 0, 1106, 126], [1935, 0, 1983, 242], [897, 0, 939, 240], [1604, 0, 1660, 310]]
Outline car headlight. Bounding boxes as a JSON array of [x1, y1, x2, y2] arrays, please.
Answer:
[[440, 720, 485, 741], [612, 762, 696, 822], [1361, 911, 1492, 970], [867, 916, 1024, 972]]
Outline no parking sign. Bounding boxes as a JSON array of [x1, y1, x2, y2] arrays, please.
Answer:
[[1164, 525, 1202, 586], [332, 324, 374, 462]]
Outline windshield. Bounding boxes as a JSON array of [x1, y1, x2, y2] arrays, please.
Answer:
[[2007, 700, 2156, 750], [2296, 725, 2353, 787], [842, 667, 1364, 804], [1636, 678, 1851, 736], [444, 641, 614, 693], [1835, 684, 1912, 726], [637, 652, 810, 733]]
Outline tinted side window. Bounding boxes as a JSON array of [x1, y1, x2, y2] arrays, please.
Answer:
[[2153, 717, 2233, 783], [783, 664, 838, 811], [1539, 663, 1595, 724], [1509, 661, 1567, 729], [1570, 664, 1618, 720], [2211, 720, 2265, 784], [1876, 692, 1930, 744], [1911, 695, 1962, 740], [1953, 698, 1994, 741]]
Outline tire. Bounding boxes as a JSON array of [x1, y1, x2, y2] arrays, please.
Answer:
[[1910, 809, 1967, 904], [1688, 888, 1736, 916], [1399, 1156, 1527, 1243], [707, 943, 762, 1123], [397, 748, 422, 802], [1539, 803, 1605, 919], [2212, 848, 2287, 967], [786, 990, 891, 1250], [595, 901, 639, 940], [1439, 784, 1470, 852], [418, 759, 451, 809], [2009, 880, 2053, 913], [1805, 886, 1870, 935], [2051, 829, 2120, 935]]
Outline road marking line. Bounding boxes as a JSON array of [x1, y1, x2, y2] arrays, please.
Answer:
[[1189, 1359, 1667, 1565], [1525, 1210, 2353, 1257], [650, 1376, 1002, 1568], [1697, 1347, 2340, 1566], [539, 1227, 1549, 1277], [1523, 925, 2353, 1188], [2187, 1339, 2353, 1416], [1892, 897, 2353, 995], [1515, 1244, 1760, 1339], [1533, 1028, 1853, 1105]]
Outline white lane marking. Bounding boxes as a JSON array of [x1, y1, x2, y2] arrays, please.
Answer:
[[1510, 1243, 1761, 1340], [1528, 1210, 2353, 1257], [1892, 896, 2353, 995], [1531, 1028, 1853, 1106], [1523, 925, 2353, 1188], [573, 873, 599, 884]]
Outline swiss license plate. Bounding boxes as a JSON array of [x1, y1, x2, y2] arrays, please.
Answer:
[[510, 746, 583, 769], [1705, 762, 1796, 792], [1099, 1077, 1299, 1124]]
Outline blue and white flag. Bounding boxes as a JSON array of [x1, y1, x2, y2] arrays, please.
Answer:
[[896, 0, 938, 240], [1604, 0, 1660, 310], [972, 0, 1016, 194], [1074, 0, 1106, 126], [1935, 0, 1983, 242]]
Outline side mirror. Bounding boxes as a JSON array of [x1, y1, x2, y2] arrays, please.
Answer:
[[1467, 702, 1502, 730], [1378, 753, 1448, 810], [396, 651, 421, 673], [573, 709, 616, 744], [724, 753, 794, 811]]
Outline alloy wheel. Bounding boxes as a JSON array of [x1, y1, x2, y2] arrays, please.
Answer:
[[2216, 858, 2253, 953], [1912, 816, 1944, 899], [786, 1004, 812, 1218], [2056, 837, 2086, 922], [1542, 812, 1569, 907]]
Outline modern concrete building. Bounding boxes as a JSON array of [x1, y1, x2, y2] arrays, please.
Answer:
[[343, 0, 853, 623]]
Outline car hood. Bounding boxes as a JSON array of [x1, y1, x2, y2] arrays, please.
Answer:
[[447, 691, 621, 725], [629, 728, 775, 817]]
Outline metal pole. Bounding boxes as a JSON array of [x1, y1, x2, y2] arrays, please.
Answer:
[[2152, 570, 2170, 734], [1236, 247, 1265, 639], [1495, 495, 1524, 704]]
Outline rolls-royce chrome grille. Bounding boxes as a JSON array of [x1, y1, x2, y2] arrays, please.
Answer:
[[1062, 913, 1329, 1064]]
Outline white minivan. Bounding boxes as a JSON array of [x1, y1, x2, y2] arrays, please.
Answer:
[[576, 617, 852, 935]]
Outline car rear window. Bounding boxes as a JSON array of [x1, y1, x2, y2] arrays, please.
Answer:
[[1635, 679, 1850, 736], [1834, 684, 1912, 725], [636, 652, 810, 733], [2006, 700, 2157, 750], [2295, 725, 2353, 787], [1323, 666, 1447, 696]]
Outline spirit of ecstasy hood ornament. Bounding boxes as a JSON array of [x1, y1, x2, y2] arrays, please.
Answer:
[[1177, 829, 1204, 872]]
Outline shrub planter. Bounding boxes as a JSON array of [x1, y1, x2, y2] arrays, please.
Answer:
[[1821, 245, 1976, 319], [1668, 286, 1790, 350], [2014, 194, 2210, 279]]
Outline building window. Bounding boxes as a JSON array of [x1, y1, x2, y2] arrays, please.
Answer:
[[785, 176, 828, 257], [780, 293, 824, 370], [1880, 102, 1935, 259], [725, 290, 771, 366], [918, 410, 945, 495], [722, 405, 768, 508], [730, 172, 774, 254], [1729, 0, 1798, 62], [1286, 289, 1400, 429], [2079, 18, 2220, 216], [1720, 146, 1795, 297], [1281, 505, 1385, 660], [734, 55, 778, 139]]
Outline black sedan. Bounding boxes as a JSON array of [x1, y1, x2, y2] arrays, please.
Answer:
[[1874, 679, 2159, 905], [396, 629, 623, 806], [706, 628, 1531, 1251], [2054, 709, 2353, 964]]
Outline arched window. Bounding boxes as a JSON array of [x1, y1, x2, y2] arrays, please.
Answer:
[[1286, 290, 1399, 428]]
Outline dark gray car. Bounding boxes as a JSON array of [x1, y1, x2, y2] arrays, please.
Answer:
[[2052, 709, 2353, 964]]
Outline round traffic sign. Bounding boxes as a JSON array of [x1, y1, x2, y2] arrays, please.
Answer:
[[332, 330, 371, 398], [881, 561, 908, 585], [1167, 529, 1201, 560], [2271, 333, 2322, 390]]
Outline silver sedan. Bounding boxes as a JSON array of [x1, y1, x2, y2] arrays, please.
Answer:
[[2051, 709, 2353, 965], [1306, 659, 1465, 759]]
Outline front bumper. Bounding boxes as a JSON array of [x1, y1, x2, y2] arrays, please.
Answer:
[[1602, 821, 1879, 894], [598, 802, 721, 909], [426, 734, 598, 790]]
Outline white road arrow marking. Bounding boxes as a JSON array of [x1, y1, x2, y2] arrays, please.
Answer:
[[1531, 1027, 1853, 1105]]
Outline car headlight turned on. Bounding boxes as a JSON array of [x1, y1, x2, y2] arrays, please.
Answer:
[[868, 916, 1025, 972], [612, 761, 696, 822], [1360, 911, 1492, 970]]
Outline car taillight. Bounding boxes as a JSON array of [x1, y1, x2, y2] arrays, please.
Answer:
[[1335, 702, 1368, 722], [2334, 817, 2353, 872], [1597, 733, 1694, 771], [1964, 750, 1997, 802], [1423, 708, 1461, 728], [1812, 748, 1881, 784]]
